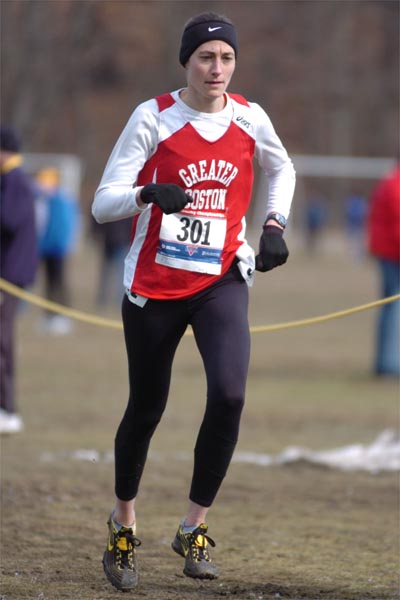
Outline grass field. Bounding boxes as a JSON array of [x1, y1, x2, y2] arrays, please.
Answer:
[[1, 231, 399, 600]]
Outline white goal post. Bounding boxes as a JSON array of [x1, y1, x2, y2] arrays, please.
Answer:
[[22, 152, 396, 230], [252, 154, 397, 229]]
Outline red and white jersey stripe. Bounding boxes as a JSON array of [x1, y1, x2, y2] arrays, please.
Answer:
[[93, 90, 295, 300]]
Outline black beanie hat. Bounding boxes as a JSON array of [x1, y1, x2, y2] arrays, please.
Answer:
[[0, 126, 21, 153], [179, 18, 238, 66]]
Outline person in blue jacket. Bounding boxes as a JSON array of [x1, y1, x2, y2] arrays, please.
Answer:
[[35, 167, 79, 334], [0, 126, 38, 434]]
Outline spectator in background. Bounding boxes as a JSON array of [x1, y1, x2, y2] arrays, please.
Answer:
[[0, 126, 38, 434], [367, 165, 400, 377], [35, 167, 79, 334], [304, 195, 328, 255], [93, 219, 132, 307], [345, 193, 368, 261]]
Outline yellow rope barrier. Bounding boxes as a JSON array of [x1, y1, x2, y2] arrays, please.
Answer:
[[0, 278, 123, 331], [250, 294, 400, 333], [1, 277, 399, 335]]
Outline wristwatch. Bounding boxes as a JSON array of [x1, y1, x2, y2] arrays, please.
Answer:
[[265, 212, 287, 229]]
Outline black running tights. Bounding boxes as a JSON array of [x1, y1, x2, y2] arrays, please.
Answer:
[[115, 263, 251, 507]]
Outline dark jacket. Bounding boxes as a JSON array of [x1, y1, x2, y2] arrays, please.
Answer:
[[0, 156, 38, 286]]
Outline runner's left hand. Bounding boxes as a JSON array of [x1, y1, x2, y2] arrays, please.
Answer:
[[255, 225, 289, 272]]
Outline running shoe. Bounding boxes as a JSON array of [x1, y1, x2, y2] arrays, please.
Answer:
[[171, 522, 219, 579], [102, 514, 141, 591]]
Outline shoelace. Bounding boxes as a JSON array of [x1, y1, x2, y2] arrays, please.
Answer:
[[188, 526, 216, 562], [116, 530, 142, 569]]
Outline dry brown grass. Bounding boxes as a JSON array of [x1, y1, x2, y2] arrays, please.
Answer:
[[1, 233, 399, 599]]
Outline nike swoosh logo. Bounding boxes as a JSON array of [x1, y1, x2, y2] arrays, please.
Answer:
[[208, 26, 222, 32]]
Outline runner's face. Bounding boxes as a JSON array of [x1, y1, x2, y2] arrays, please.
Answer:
[[184, 41, 236, 111]]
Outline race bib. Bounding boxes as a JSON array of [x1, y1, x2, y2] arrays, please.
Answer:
[[155, 212, 227, 274]]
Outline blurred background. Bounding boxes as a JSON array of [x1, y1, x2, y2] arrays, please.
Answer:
[[1, 6, 399, 597], [1, 0, 399, 224]]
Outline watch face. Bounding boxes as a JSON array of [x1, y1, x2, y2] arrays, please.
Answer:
[[276, 214, 286, 226], [268, 213, 286, 227]]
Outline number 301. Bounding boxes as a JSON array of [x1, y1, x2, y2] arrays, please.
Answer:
[[176, 217, 211, 246]]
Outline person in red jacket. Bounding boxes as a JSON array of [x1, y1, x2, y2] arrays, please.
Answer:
[[367, 164, 400, 376]]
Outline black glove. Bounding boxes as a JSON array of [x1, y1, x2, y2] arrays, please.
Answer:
[[255, 225, 289, 272], [140, 183, 192, 215]]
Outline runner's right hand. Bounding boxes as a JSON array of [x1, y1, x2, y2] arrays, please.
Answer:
[[140, 183, 192, 215]]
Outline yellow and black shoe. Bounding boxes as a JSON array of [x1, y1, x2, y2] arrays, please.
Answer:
[[102, 514, 141, 592], [171, 522, 219, 579]]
